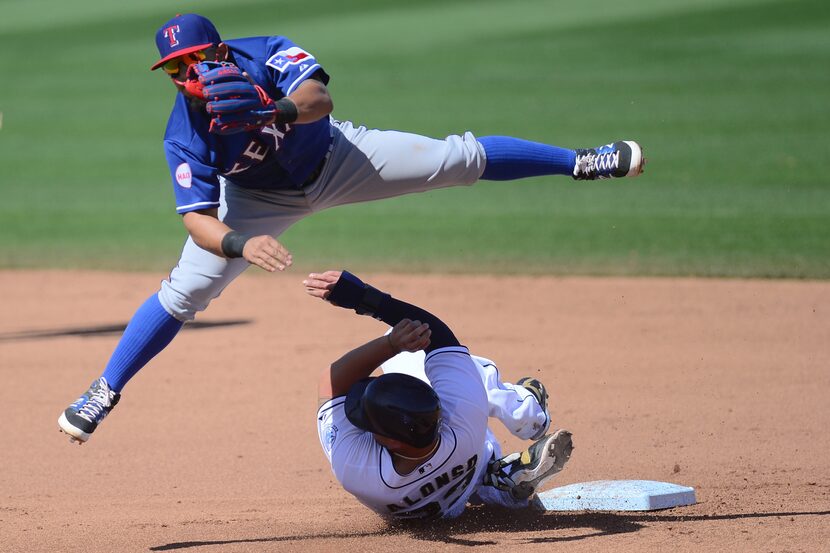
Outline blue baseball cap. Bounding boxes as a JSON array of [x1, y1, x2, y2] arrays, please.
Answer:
[[151, 13, 221, 70]]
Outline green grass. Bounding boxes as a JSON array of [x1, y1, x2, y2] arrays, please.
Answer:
[[1, 0, 828, 277]]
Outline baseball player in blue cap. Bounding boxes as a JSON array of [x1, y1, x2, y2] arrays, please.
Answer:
[[306, 269, 573, 519], [58, 13, 645, 444]]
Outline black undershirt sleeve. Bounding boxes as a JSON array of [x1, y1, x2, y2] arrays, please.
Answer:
[[328, 271, 459, 352]]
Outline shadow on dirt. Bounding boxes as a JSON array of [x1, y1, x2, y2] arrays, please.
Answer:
[[149, 508, 830, 550], [400, 508, 830, 545], [0, 320, 251, 342]]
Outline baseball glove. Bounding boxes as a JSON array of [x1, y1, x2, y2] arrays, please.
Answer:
[[185, 61, 280, 135]]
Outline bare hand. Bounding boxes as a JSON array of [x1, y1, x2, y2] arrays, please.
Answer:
[[303, 270, 342, 300], [388, 319, 431, 353], [243, 235, 292, 272]]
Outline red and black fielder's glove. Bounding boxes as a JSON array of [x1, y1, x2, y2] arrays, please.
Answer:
[[185, 61, 298, 135]]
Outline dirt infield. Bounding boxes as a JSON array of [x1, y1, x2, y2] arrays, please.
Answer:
[[2, 270, 828, 552]]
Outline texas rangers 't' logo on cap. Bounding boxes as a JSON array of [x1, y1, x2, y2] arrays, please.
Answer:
[[163, 25, 180, 47], [151, 13, 221, 71]]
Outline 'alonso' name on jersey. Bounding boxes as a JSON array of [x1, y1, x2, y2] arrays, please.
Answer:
[[386, 454, 478, 517]]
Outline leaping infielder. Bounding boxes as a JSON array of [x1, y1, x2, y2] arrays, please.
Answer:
[[58, 12, 643, 444]]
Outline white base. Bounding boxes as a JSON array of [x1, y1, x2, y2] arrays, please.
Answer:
[[533, 480, 696, 512]]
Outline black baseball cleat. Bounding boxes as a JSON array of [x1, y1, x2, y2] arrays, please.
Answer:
[[517, 376, 551, 440], [573, 140, 645, 180], [488, 429, 574, 501], [58, 377, 120, 444]]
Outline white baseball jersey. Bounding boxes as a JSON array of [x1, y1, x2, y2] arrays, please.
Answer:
[[317, 346, 490, 519]]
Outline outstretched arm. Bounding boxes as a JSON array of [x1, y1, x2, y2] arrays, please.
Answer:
[[306, 270, 463, 403], [304, 270, 460, 352]]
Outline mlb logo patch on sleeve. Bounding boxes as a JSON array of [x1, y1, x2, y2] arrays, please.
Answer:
[[267, 47, 314, 72]]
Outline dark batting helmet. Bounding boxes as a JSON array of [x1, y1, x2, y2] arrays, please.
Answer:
[[345, 373, 441, 448]]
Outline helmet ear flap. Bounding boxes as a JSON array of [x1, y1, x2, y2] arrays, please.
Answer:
[[345, 374, 441, 447], [358, 373, 441, 448]]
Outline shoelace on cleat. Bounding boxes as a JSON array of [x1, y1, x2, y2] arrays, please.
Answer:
[[76, 381, 115, 423], [575, 149, 620, 178], [524, 383, 546, 406]]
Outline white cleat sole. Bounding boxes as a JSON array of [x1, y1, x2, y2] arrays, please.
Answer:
[[512, 429, 574, 500], [58, 412, 90, 444], [623, 140, 645, 177]]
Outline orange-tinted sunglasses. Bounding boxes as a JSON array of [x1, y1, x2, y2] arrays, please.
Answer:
[[162, 50, 208, 75]]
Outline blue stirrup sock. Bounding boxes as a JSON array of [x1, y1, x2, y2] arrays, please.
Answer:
[[101, 293, 184, 392], [478, 136, 576, 180]]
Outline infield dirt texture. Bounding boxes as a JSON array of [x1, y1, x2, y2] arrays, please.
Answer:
[[2, 0, 829, 551], [2, 271, 829, 552]]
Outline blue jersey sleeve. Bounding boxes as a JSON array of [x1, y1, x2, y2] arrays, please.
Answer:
[[162, 95, 222, 214], [163, 141, 221, 214], [263, 37, 328, 95], [225, 36, 329, 99]]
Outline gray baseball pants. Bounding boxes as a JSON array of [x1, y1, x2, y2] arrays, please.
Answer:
[[159, 119, 486, 321]]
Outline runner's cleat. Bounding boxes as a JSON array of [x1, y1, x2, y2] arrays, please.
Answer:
[[488, 429, 574, 500], [517, 376, 551, 440]]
